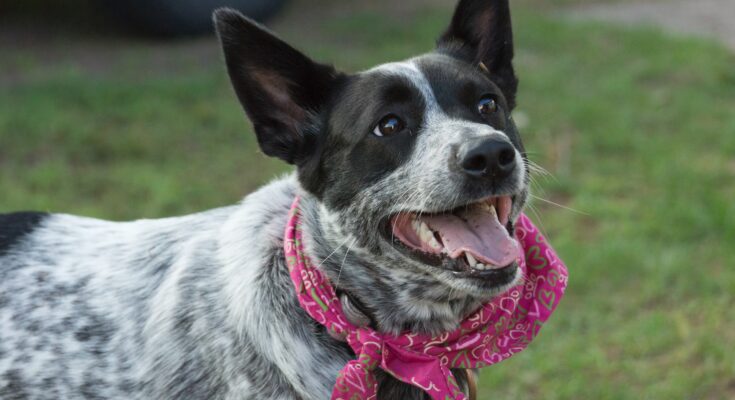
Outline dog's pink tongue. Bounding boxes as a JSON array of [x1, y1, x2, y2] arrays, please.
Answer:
[[423, 208, 520, 268]]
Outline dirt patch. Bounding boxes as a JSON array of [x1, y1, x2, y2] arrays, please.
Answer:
[[566, 0, 735, 51]]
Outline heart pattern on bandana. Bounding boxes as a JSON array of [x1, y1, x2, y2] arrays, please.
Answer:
[[526, 245, 549, 271], [284, 198, 568, 400]]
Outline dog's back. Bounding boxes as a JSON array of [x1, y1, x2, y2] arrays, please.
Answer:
[[0, 175, 355, 399], [0, 202, 237, 398], [0, 171, 320, 396]]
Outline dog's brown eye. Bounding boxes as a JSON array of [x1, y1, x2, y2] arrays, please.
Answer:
[[373, 115, 405, 137], [477, 96, 498, 116]]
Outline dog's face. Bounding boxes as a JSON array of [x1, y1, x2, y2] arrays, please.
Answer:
[[215, 0, 527, 302]]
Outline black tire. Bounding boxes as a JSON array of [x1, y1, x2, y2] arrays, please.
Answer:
[[105, 0, 289, 37]]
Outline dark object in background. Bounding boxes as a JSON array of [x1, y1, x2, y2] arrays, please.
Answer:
[[105, 0, 289, 36]]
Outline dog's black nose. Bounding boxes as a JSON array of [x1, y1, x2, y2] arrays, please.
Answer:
[[458, 138, 516, 179]]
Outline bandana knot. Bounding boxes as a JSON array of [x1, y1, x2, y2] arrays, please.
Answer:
[[284, 197, 568, 400]]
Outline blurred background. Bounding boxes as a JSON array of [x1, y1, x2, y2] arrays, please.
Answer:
[[1, 0, 734, 398]]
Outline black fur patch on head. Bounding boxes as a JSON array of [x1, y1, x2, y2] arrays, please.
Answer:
[[437, 0, 518, 109], [416, 55, 510, 124], [415, 54, 524, 155], [300, 72, 427, 209], [0, 212, 47, 257]]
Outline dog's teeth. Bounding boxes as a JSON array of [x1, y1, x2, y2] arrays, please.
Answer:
[[410, 219, 422, 236], [472, 263, 490, 271], [427, 234, 442, 250], [419, 223, 432, 243], [465, 252, 477, 267], [479, 200, 497, 216], [413, 219, 437, 247]]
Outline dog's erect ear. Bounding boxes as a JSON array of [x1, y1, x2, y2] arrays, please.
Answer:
[[213, 8, 342, 164], [438, 0, 518, 109]]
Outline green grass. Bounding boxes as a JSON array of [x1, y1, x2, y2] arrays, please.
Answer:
[[0, 72, 286, 218], [2, 3, 734, 398]]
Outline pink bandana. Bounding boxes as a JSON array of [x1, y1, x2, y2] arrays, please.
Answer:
[[284, 197, 568, 400]]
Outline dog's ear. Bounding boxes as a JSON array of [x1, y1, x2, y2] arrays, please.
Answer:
[[213, 8, 342, 164], [438, 0, 518, 109]]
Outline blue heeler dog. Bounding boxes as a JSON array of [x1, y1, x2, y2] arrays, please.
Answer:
[[0, 0, 534, 398]]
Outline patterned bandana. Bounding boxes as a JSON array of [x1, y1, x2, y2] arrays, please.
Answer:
[[284, 197, 568, 400]]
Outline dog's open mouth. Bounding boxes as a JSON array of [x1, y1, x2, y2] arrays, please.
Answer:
[[383, 196, 520, 280]]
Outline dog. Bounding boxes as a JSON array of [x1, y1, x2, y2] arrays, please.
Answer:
[[0, 0, 531, 398]]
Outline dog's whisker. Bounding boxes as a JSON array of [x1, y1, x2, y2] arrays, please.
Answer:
[[530, 194, 589, 216], [316, 236, 352, 269], [525, 202, 549, 240], [525, 160, 556, 182], [334, 238, 356, 289]]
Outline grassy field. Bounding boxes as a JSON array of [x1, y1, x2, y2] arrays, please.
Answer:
[[1, 1, 734, 398]]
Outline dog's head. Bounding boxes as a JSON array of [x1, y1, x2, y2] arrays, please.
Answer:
[[215, 0, 528, 325]]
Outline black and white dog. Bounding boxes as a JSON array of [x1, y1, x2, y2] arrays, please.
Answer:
[[0, 0, 531, 398]]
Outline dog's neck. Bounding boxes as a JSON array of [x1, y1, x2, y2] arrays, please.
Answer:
[[297, 193, 485, 336]]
